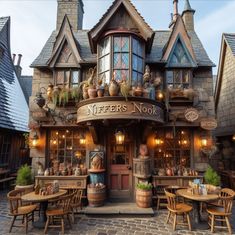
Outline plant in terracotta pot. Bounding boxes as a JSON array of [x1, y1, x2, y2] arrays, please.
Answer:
[[136, 182, 153, 208], [109, 72, 120, 96], [15, 164, 34, 192], [134, 83, 143, 97], [120, 79, 130, 101]]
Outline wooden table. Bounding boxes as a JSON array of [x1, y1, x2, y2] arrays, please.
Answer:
[[21, 190, 66, 229], [177, 188, 219, 228]]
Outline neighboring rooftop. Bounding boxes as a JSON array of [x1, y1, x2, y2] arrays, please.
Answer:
[[224, 33, 235, 56], [0, 17, 29, 132], [19, 76, 33, 104]]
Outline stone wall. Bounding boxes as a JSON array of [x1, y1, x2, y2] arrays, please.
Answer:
[[217, 46, 235, 129]]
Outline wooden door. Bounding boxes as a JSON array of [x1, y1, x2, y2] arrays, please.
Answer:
[[108, 138, 133, 201]]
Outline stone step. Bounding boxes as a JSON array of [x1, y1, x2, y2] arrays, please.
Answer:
[[84, 203, 154, 216]]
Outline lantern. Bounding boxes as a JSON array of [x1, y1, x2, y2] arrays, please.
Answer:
[[80, 134, 86, 145], [31, 131, 39, 148], [201, 137, 208, 147], [115, 130, 125, 145]]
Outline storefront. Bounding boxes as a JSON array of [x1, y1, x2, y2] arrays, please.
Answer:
[[29, 0, 216, 203]]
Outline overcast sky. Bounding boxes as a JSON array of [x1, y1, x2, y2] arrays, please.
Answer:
[[0, 0, 235, 75]]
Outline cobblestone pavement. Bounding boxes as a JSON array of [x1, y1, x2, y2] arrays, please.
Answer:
[[0, 190, 234, 235]]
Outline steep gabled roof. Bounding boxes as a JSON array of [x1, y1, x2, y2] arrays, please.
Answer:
[[0, 17, 29, 132], [215, 33, 235, 109], [47, 15, 83, 68], [88, 0, 154, 53], [162, 16, 197, 67]]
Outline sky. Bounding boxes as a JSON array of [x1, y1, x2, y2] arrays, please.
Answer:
[[0, 0, 235, 75]]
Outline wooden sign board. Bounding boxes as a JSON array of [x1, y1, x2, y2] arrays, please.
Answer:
[[77, 100, 164, 124], [200, 118, 217, 130], [184, 108, 199, 123]]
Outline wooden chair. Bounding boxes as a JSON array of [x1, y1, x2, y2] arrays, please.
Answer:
[[69, 189, 83, 223], [154, 184, 168, 210], [44, 192, 74, 235], [164, 189, 192, 231], [7, 189, 37, 234], [207, 188, 235, 234]]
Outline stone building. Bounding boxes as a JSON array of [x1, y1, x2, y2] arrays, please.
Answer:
[[214, 34, 235, 188], [0, 17, 30, 172], [30, 0, 215, 202]]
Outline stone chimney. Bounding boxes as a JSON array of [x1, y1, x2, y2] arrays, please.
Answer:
[[56, 0, 84, 31], [182, 0, 195, 31], [169, 0, 179, 29], [14, 54, 22, 77]]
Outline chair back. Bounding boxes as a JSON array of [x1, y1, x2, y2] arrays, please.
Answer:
[[164, 189, 176, 210], [7, 189, 25, 215], [71, 189, 82, 206], [59, 192, 75, 213], [218, 188, 235, 214], [155, 185, 168, 195]]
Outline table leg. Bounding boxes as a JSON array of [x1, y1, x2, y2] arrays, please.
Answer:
[[192, 201, 208, 230], [33, 201, 48, 229]]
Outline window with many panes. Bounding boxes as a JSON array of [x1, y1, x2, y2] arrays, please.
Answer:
[[166, 70, 191, 89], [55, 69, 80, 88], [49, 130, 86, 167], [98, 34, 144, 85], [154, 129, 191, 169]]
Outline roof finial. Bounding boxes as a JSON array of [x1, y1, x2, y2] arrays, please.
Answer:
[[183, 0, 195, 13]]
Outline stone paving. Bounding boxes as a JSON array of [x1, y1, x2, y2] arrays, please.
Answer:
[[0, 190, 234, 235]]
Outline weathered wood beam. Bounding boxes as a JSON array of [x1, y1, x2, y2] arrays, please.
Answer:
[[88, 125, 99, 144]]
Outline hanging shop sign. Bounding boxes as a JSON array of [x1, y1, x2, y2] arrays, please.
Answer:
[[184, 108, 199, 123], [200, 118, 217, 130], [77, 99, 164, 124]]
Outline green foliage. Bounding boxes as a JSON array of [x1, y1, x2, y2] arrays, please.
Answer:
[[204, 166, 221, 186], [59, 87, 70, 106], [70, 86, 81, 102], [16, 164, 34, 186], [136, 182, 153, 191]]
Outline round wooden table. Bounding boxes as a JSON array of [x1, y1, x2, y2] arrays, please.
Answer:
[[177, 188, 219, 228], [21, 190, 67, 229]]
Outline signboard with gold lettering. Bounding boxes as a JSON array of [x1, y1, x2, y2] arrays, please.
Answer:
[[77, 98, 164, 124], [200, 118, 217, 130]]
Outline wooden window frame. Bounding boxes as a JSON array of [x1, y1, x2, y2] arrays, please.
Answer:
[[53, 69, 81, 88], [48, 129, 86, 168], [166, 69, 192, 89], [153, 128, 192, 170]]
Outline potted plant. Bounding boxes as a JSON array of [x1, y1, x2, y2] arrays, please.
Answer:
[[136, 182, 153, 208], [15, 164, 34, 192], [204, 166, 221, 186]]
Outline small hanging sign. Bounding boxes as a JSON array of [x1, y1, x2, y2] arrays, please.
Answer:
[[184, 108, 199, 123], [200, 118, 217, 130]]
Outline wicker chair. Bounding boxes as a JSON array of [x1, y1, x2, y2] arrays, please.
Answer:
[[164, 189, 192, 231], [7, 189, 37, 234], [44, 192, 74, 235], [207, 188, 235, 234]]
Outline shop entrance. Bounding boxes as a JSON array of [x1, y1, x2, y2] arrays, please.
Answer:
[[107, 131, 134, 201]]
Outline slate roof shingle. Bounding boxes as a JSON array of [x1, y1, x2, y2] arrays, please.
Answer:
[[224, 33, 235, 56], [0, 17, 29, 132], [31, 29, 214, 67], [19, 76, 33, 104]]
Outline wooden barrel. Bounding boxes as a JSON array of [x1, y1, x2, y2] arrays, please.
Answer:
[[87, 185, 106, 207], [136, 189, 152, 208]]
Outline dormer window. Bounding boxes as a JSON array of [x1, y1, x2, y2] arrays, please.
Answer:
[[55, 69, 80, 88], [98, 33, 144, 85]]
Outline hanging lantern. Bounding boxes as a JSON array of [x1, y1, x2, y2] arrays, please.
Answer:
[[80, 134, 86, 145], [201, 137, 208, 147], [232, 135, 235, 142], [115, 130, 125, 145]]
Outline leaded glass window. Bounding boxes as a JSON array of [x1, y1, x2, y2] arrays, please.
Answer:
[[98, 34, 145, 85]]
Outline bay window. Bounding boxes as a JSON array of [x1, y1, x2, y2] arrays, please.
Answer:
[[98, 34, 144, 85]]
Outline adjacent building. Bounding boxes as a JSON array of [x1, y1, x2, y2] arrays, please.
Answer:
[[0, 17, 30, 172], [30, 0, 215, 202]]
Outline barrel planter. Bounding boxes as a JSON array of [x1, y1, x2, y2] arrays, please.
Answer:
[[87, 185, 106, 207], [136, 188, 152, 208]]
